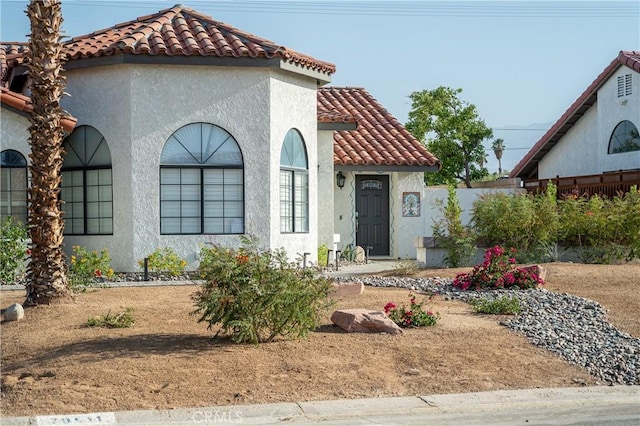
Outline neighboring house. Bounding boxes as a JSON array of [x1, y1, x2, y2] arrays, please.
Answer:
[[510, 50, 640, 196], [1, 4, 439, 271]]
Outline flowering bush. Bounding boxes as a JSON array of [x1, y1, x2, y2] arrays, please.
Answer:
[[69, 246, 114, 291], [193, 236, 333, 344], [138, 247, 187, 277], [384, 294, 440, 328], [453, 246, 543, 291]]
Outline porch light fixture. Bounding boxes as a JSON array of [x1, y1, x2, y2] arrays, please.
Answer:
[[336, 171, 346, 189]]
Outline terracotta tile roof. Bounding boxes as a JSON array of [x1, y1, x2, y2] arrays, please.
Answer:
[[58, 4, 334, 74], [1, 87, 77, 133], [510, 50, 640, 179], [318, 87, 440, 168], [1, 43, 28, 84]]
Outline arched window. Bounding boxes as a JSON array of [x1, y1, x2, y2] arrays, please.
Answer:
[[160, 123, 244, 234], [61, 126, 113, 235], [608, 120, 640, 154], [0, 150, 28, 223], [280, 129, 308, 233]]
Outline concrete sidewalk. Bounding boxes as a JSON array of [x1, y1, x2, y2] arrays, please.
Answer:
[[3, 386, 639, 425]]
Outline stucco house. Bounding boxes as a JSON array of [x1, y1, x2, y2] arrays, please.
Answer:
[[1, 5, 440, 272], [510, 50, 640, 196]]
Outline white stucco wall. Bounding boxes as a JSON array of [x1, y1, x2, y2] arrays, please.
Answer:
[[316, 130, 336, 248], [539, 66, 640, 179], [333, 170, 357, 251], [599, 67, 640, 172], [58, 63, 320, 271], [1, 108, 31, 155], [393, 172, 426, 259], [269, 73, 319, 263]]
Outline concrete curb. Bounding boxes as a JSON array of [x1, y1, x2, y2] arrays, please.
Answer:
[[3, 386, 639, 425]]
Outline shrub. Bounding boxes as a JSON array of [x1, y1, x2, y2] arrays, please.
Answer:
[[340, 244, 356, 262], [558, 188, 640, 263], [453, 246, 544, 290], [393, 257, 420, 276], [86, 307, 135, 328], [469, 295, 521, 315], [471, 186, 559, 262], [318, 244, 329, 267], [139, 247, 187, 277], [0, 217, 29, 284], [69, 246, 114, 291], [432, 186, 476, 267], [193, 236, 333, 344], [383, 294, 440, 328]]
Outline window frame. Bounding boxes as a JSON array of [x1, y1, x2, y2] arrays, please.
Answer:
[[0, 149, 28, 224], [279, 129, 309, 234], [608, 120, 640, 154], [61, 125, 114, 236], [159, 123, 245, 235]]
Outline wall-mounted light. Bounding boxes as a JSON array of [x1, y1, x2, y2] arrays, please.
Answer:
[[336, 171, 346, 189]]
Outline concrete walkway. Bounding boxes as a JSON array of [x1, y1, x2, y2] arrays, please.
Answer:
[[3, 386, 639, 425]]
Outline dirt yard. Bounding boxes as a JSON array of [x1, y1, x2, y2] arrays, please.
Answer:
[[1, 263, 638, 417]]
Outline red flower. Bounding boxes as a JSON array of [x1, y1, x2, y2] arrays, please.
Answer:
[[383, 302, 396, 314], [94, 269, 102, 277], [26, 249, 31, 256]]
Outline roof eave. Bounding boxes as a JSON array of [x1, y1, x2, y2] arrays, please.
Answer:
[[318, 122, 357, 131], [334, 164, 440, 173]]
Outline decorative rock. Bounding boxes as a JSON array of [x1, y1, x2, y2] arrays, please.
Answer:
[[329, 274, 640, 386], [331, 309, 403, 334], [354, 246, 366, 262], [520, 264, 547, 283], [329, 282, 364, 298], [3, 303, 24, 322]]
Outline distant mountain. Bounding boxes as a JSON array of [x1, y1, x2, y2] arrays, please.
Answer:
[[483, 122, 554, 175]]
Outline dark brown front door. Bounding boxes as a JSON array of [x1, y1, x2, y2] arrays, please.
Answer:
[[355, 175, 389, 256]]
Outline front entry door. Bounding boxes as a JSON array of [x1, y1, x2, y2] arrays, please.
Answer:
[[355, 175, 389, 256]]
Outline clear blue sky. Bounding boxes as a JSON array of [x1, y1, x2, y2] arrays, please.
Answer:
[[1, 0, 639, 173]]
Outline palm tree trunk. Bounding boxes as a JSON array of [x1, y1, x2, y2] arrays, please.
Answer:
[[24, 0, 71, 305]]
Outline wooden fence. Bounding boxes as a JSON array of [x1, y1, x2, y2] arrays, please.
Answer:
[[523, 170, 640, 199]]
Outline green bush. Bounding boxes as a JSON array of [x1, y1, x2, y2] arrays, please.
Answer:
[[69, 246, 114, 291], [86, 307, 135, 328], [193, 236, 334, 344], [432, 186, 476, 267], [558, 188, 640, 263], [393, 257, 419, 276], [0, 217, 29, 284], [138, 247, 187, 277], [318, 244, 329, 267], [469, 295, 521, 315], [471, 184, 560, 262]]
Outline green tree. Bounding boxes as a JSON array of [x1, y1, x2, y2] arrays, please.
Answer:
[[492, 138, 505, 175], [406, 87, 493, 188], [24, 0, 71, 305]]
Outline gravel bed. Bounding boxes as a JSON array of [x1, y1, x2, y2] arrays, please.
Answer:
[[331, 275, 640, 386]]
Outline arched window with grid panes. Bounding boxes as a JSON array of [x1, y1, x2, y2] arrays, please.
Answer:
[[160, 123, 244, 234], [0, 149, 28, 224], [280, 129, 309, 233], [608, 120, 640, 154], [61, 125, 113, 235]]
